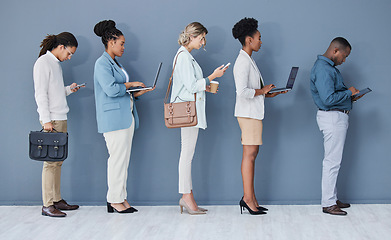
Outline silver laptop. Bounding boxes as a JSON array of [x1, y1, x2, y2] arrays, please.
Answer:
[[268, 67, 299, 93], [127, 62, 162, 92]]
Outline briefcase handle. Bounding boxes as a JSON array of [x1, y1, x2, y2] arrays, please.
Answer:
[[40, 128, 60, 133]]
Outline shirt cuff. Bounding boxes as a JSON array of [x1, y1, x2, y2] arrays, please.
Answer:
[[41, 118, 51, 125], [65, 86, 72, 96]]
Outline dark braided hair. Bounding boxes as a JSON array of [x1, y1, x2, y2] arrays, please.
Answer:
[[94, 20, 123, 48], [232, 17, 259, 46], [39, 32, 78, 57]]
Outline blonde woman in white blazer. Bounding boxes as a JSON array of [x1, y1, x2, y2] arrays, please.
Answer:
[[171, 22, 226, 215], [232, 18, 286, 215]]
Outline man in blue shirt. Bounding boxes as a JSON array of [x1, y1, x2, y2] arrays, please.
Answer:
[[310, 37, 359, 215]]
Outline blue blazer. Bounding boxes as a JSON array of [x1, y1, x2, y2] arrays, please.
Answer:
[[94, 52, 139, 133]]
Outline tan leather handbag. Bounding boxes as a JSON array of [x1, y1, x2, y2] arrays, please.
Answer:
[[164, 51, 197, 128]]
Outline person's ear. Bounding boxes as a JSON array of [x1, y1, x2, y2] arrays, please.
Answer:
[[107, 39, 115, 48], [245, 36, 252, 46]]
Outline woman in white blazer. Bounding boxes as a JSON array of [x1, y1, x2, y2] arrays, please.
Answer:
[[94, 20, 153, 214], [232, 18, 286, 215], [170, 22, 227, 215]]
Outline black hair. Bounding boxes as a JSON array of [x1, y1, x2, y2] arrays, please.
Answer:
[[39, 32, 78, 57], [94, 20, 123, 48], [332, 37, 352, 51], [232, 17, 258, 46]]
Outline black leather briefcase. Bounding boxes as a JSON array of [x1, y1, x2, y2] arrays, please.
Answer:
[[29, 129, 68, 161]]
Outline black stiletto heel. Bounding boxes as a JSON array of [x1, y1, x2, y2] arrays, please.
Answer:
[[239, 198, 266, 215], [257, 206, 268, 211]]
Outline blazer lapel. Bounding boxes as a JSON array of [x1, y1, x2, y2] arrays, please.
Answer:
[[103, 52, 126, 82], [240, 50, 263, 87]]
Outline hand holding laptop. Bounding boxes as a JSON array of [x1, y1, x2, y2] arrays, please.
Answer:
[[125, 81, 146, 91], [133, 85, 155, 97], [127, 62, 162, 93], [266, 88, 288, 97], [125, 81, 154, 97], [268, 67, 299, 93]]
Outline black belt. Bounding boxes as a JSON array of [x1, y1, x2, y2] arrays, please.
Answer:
[[319, 109, 350, 114]]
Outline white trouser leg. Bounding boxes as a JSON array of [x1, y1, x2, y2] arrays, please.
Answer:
[[103, 116, 135, 203], [178, 127, 199, 194], [316, 110, 349, 207]]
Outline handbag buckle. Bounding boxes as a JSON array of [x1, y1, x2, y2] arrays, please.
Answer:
[[168, 104, 174, 115]]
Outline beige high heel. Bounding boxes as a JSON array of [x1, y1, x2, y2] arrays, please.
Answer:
[[198, 207, 208, 212], [179, 199, 206, 215]]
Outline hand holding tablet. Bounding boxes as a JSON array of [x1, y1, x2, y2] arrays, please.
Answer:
[[352, 87, 372, 102]]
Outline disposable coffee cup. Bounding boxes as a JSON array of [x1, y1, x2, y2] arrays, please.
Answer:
[[210, 81, 219, 93]]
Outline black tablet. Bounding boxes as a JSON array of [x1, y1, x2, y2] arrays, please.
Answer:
[[352, 87, 372, 99]]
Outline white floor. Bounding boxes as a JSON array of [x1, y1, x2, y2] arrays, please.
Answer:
[[0, 204, 390, 240]]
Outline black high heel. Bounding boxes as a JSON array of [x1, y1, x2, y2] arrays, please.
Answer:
[[239, 199, 267, 215], [257, 206, 268, 211], [107, 202, 134, 213], [127, 207, 138, 212]]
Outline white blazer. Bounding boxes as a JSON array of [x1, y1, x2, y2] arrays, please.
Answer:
[[233, 49, 265, 120], [170, 46, 207, 129]]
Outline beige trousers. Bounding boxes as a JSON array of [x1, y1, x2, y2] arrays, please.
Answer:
[[41, 120, 67, 207], [103, 115, 135, 203]]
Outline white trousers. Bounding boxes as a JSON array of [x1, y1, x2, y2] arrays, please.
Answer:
[[179, 127, 199, 194], [103, 116, 135, 203], [316, 110, 349, 207]]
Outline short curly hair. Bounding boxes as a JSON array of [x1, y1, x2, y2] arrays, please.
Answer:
[[232, 17, 258, 46]]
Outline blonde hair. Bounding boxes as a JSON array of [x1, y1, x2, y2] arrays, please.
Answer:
[[178, 22, 208, 47]]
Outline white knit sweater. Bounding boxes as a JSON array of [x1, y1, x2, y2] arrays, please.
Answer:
[[33, 51, 72, 124]]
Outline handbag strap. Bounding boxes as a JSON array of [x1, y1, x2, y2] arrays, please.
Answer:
[[164, 50, 196, 104]]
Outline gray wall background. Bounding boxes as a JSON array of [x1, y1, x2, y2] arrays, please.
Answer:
[[1, 0, 390, 205]]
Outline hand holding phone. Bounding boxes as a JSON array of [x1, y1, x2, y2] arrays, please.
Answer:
[[71, 83, 86, 90], [222, 63, 231, 69]]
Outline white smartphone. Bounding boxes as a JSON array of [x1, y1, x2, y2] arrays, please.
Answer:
[[222, 63, 231, 69], [71, 83, 86, 89]]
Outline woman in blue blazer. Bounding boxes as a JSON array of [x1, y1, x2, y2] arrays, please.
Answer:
[[94, 20, 153, 214]]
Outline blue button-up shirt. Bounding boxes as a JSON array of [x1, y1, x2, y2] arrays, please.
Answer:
[[310, 55, 352, 111]]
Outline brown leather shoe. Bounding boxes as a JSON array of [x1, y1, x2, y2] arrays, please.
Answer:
[[336, 200, 351, 208], [322, 205, 347, 215], [42, 205, 66, 217], [54, 199, 79, 211]]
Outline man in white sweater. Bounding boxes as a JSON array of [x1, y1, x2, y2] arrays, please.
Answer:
[[33, 32, 82, 217]]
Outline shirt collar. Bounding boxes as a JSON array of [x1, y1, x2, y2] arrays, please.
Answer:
[[178, 46, 195, 62], [47, 50, 59, 63], [317, 55, 335, 67]]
